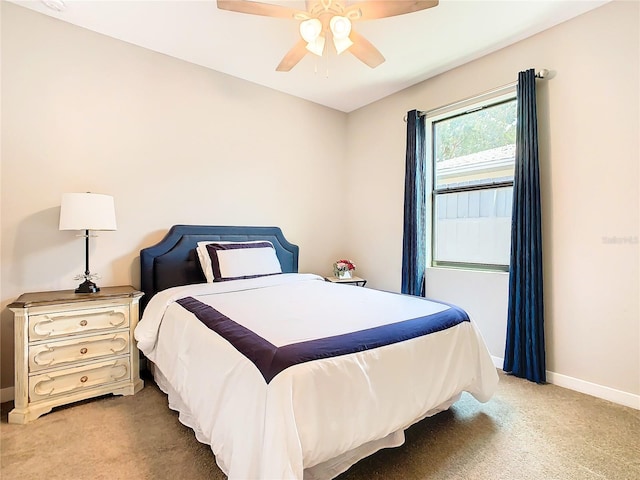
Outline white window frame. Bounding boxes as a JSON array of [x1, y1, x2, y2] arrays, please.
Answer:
[[425, 87, 517, 272]]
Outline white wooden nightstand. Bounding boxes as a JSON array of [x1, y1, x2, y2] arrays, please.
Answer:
[[8, 286, 144, 424], [324, 275, 367, 287]]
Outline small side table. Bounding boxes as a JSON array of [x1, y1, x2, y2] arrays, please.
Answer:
[[8, 286, 144, 424], [324, 275, 367, 287]]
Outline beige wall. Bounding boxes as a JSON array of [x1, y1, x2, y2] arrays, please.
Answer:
[[346, 1, 639, 406], [2, 1, 638, 407], [0, 3, 348, 391]]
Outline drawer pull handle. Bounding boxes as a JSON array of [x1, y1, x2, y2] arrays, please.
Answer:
[[79, 320, 88, 327], [80, 347, 88, 355], [80, 375, 89, 383]]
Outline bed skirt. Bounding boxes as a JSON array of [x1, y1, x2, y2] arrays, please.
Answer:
[[150, 363, 460, 480]]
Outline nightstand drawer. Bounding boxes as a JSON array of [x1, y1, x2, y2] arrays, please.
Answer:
[[29, 358, 131, 403], [29, 332, 130, 373], [29, 305, 129, 341]]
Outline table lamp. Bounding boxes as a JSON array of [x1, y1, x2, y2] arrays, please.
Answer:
[[59, 192, 117, 293]]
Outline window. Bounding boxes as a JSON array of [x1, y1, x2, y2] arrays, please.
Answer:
[[426, 90, 517, 271]]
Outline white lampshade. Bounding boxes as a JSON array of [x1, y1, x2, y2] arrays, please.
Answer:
[[329, 16, 351, 39], [329, 16, 353, 54], [59, 193, 117, 231], [333, 35, 353, 54], [299, 18, 322, 43], [305, 35, 326, 56]]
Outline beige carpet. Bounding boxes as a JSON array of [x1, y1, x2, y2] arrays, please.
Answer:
[[1, 371, 638, 480]]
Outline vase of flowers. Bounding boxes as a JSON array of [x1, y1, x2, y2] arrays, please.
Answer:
[[333, 259, 356, 279]]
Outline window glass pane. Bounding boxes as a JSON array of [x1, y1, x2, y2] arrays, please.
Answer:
[[433, 187, 513, 265], [433, 100, 516, 190]]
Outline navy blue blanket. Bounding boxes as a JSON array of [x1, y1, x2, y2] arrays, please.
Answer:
[[177, 296, 469, 383]]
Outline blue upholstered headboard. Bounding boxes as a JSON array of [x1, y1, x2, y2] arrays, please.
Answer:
[[139, 225, 299, 310]]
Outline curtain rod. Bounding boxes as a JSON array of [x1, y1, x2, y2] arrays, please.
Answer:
[[404, 69, 550, 122]]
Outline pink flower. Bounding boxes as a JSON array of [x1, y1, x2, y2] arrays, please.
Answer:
[[334, 259, 356, 271]]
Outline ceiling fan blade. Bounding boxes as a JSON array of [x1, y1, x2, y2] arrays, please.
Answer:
[[346, 1, 439, 21], [276, 39, 309, 72], [216, 0, 301, 19], [348, 30, 385, 68]]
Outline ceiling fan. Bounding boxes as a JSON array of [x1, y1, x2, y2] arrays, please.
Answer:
[[216, 0, 439, 71]]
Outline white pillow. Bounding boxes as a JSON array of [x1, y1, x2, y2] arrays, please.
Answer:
[[196, 240, 282, 282], [197, 241, 272, 278]]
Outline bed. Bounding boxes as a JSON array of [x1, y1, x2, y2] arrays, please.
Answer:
[[135, 225, 499, 480]]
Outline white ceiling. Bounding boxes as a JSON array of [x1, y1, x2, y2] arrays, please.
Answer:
[[12, 0, 609, 112]]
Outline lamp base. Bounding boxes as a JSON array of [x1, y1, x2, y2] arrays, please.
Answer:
[[75, 279, 100, 294]]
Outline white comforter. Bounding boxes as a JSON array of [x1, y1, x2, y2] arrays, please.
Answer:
[[135, 273, 498, 480]]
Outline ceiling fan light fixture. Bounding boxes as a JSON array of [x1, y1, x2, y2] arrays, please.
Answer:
[[216, 0, 439, 71], [329, 15, 351, 39], [299, 18, 322, 43], [333, 35, 354, 55], [305, 35, 326, 56]]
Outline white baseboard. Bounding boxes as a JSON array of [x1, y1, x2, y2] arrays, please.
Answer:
[[546, 371, 640, 410], [1, 386, 15, 404], [491, 355, 640, 410], [491, 355, 504, 370]]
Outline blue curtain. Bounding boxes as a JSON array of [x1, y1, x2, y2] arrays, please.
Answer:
[[401, 110, 426, 296], [503, 69, 546, 383]]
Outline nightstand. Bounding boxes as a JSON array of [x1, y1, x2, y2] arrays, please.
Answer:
[[324, 275, 367, 287], [8, 286, 144, 424]]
